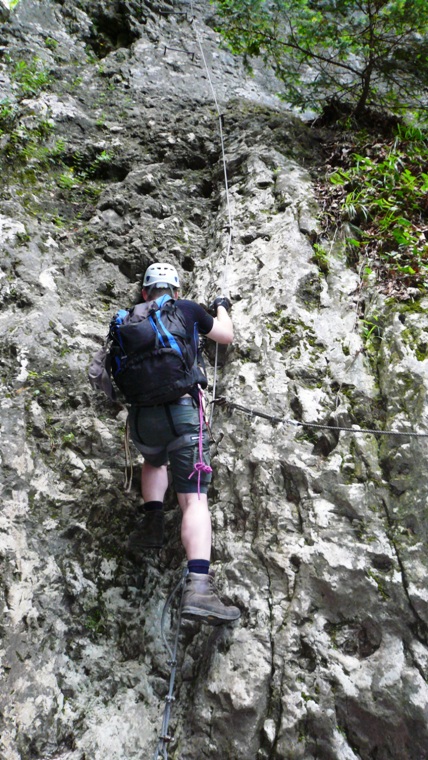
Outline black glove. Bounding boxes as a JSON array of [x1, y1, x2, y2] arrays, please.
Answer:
[[209, 296, 232, 315]]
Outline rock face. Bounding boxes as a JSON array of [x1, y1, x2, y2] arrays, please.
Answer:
[[0, 1, 9, 24], [1, 2, 428, 759]]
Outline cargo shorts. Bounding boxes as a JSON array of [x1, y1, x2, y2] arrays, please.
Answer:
[[128, 397, 212, 494]]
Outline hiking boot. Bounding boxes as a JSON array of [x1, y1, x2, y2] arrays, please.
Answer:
[[127, 510, 164, 554], [181, 571, 241, 625]]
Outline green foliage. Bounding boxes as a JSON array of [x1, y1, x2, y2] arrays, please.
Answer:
[[330, 124, 428, 284], [11, 57, 52, 96], [0, 98, 17, 141], [55, 149, 113, 190], [311, 243, 329, 273], [0, 58, 53, 168], [361, 314, 382, 346], [2, 119, 55, 172], [57, 170, 77, 189], [62, 432, 76, 445], [44, 37, 58, 51], [212, 0, 428, 117]]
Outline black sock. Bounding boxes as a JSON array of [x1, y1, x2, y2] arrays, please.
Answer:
[[187, 559, 210, 575], [137, 500, 163, 514]]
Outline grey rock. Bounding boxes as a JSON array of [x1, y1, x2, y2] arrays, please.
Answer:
[[1, 1, 428, 759], [0, 0, 9, 23]]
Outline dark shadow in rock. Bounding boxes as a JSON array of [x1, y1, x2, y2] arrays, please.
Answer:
[[312, 427, 340, 457], [62, 0, 141, 59], [325, 617, 382, 659], [370, 554, 394, 572], [296, 272, 322, 310]]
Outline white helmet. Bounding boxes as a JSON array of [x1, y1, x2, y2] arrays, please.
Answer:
[[143, 263, 180, 291]]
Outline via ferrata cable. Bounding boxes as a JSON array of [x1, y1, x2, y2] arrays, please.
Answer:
[[153, 568, 188, 760], [214, 397, 428, 438], [153, 10, 234, 756]]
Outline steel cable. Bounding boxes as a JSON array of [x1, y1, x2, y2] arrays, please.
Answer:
[[217, 398, 428, 438], [153, 569, 188, 760]]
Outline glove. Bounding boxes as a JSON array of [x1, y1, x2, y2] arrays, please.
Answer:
[[209, 296, 232, 315]]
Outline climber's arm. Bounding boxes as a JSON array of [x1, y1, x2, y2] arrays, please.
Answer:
[[206, 305, 233, 345]]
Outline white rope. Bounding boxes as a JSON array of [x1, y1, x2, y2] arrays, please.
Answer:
[[189, 0, 233, 292], [123, 414, 134, 492], [188, 1, 234, 425]]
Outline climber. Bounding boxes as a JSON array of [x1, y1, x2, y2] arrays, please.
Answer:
[[123, 262, 240, 625]]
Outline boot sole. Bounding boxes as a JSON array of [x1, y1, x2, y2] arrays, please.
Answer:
[[181, 606, 241, 626]]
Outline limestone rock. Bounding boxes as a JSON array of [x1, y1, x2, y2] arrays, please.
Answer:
[[1, 1, 428, 759], [0, 0, 9, 23]]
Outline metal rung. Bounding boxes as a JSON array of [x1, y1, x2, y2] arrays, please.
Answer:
[[163, 46, 195, 61], [158, 10, 188, 16]]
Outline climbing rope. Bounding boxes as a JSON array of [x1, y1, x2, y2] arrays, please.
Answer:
[[189, 1, 233, 270], [188, 388, 213, 497], [188, 0, 234, 426], [214, 397, 428, 438], [153, 568, 188, 760], [124, 415, 134, 492], [151, 13, 235, 754]]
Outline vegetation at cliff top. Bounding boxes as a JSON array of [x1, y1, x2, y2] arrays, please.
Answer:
[[211, 0, 428, 119], [213, 0, 428, 296], [316, 123, 428, 296]]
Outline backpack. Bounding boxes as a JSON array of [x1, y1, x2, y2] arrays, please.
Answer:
[[102, 295, 207, 406]]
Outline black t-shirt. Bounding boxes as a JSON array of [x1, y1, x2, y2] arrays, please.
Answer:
[[175, 299, 214, 337]]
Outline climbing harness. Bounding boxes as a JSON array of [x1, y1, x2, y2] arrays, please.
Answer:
[[214, 397, 428, 438], [153, 568, 188, 760], [126, 390, 428, 494], [124, 413, 209, 493]]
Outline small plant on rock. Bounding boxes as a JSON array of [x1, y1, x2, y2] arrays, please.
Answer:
[[326, 124, 428, 293], [12, 57, 52, 96]]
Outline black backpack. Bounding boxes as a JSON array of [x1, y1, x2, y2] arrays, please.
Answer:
[[108, 296, 207, 406]]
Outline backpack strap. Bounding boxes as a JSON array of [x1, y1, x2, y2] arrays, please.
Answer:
[[88, 340, 117, 401]]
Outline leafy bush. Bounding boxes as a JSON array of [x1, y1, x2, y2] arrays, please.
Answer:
[[328, 125, 428, 287], [212, 0, 428, 118]]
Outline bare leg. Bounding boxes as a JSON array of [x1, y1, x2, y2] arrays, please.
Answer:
[[179, 492, 241, 624], [141, 461, 168, 502], [177, 492, 211, 561]]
